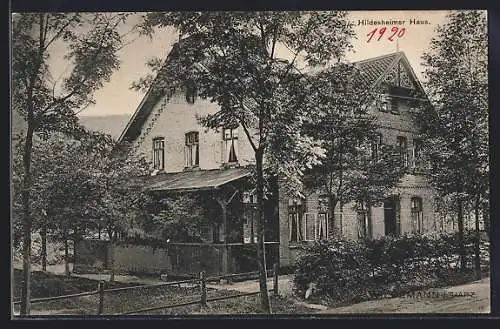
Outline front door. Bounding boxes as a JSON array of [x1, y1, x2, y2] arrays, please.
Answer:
[[384, 196, 400, 236]]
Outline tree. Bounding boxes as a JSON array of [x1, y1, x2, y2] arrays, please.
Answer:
[[12, 133, 87, 274], [12, 12, 134, 314], [419, 10, 488, 276], [303, 64, 405, 238], [82, 134, 151, 282], [12, 131, 151, 279], [134, 11, 355, 313], [140, 194, 205, 242]]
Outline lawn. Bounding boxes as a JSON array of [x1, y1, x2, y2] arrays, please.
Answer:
[[12, 269, 314, 316]]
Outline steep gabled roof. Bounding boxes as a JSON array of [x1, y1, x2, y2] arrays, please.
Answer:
[[355, 52, 401, 87], [118, 38, 196, 144], [354, 51, 427, 96], [119, 50, 427, 145]]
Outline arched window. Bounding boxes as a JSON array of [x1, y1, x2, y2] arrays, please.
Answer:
[[411, 197, 424, 233], [185, 131, 199, 167]]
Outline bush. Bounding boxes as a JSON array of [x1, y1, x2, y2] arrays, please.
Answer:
[[294, 239, 373, 303], [293, 229, 489, 304]]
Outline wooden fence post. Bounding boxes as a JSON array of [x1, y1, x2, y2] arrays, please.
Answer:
[[98, 280, 105, 315], [200, 271, 207, 308], [273, 263, 279, 296]]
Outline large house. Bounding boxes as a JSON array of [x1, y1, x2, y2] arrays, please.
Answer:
[[114, 50, 449, 274]]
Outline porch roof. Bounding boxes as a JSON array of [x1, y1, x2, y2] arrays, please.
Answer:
[[145, 167, 252, 193]]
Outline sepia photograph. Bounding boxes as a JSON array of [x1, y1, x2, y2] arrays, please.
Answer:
[[10, 9, 490, 317]]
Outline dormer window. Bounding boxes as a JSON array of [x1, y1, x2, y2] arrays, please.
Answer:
[[185, 131, 199, 168], [222, 127, 238, 164], [152, 137, 165, 171]]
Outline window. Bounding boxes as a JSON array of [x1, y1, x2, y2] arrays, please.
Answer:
[[303, 213, 315, 241], [411, 197, 424, 233], [357, 201, 371, 239], [222, 127, 238, 164], [185, 131, 199, 167], [371, 133, 383, 161], [390, 97, 400, 114], [152, 137, 165, 170], [378, 95, 390, 112], [316, 213, 328, 240], [412, 139, 423, 168], [317, 195, 329, 239], [288, 199, 304, 242], [397, 136, 408, 167], [384, 196, 401, 236]]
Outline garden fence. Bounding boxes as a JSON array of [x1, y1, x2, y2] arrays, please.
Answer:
[[13, 263, 280, 315]]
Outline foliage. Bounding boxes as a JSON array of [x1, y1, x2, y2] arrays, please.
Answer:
[[12, 12, 137, 313], [302, 64, 406, 227], [293, 230, 490, 304], [11, 13, 133, 137], [11, 131, 151, 248], [139, 194, 205, 242], [417, 10, 488, 274], [134, 11, 356, 197], [418, 10, 488, 217], [294, 239, 373, 302], [134, 11, 356, 312]]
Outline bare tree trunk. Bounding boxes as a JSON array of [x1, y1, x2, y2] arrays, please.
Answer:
[[109, 243, 115, 283], [328, 193, 337, 239], [20, 123, 35, 316], [255, 148, 271, 313], [41, 224, 47, 272], [482, 200, 489, 234], [109, 230, 115, 283], [457, 198, 467, 270], [366, 199, 373, 239], [64, 233, 70, 276], [20, 14, 46, 315], [474, 195, 482, 280]]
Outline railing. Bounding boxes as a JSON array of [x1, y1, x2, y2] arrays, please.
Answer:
[[13, 263, 280, 316]]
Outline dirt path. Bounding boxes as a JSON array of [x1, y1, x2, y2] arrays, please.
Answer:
[[318, 277, 491, 314], [205, 275, 294, 296]]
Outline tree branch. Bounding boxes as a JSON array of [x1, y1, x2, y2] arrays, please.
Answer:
[[238, 115, 258, 153], [43, 14, 80, 52]]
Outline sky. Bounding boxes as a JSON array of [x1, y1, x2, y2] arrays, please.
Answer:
[[48, 10, 453, 117]]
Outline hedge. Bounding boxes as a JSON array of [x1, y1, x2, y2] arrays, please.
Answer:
[[293, 229, 489, 304]]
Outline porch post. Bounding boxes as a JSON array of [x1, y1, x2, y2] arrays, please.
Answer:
[[216, 197, 230, 275], [214, 188, 239, 275], [222, 203, 230, 275]]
